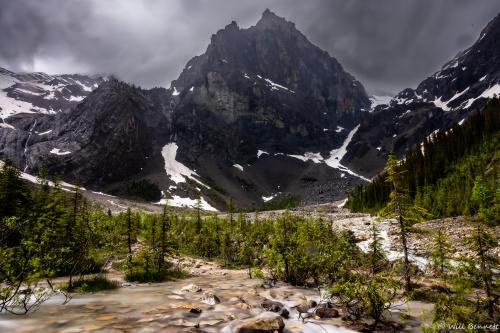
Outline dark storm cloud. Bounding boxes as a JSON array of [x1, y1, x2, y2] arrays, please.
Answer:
[[1, 0, 499, 95]]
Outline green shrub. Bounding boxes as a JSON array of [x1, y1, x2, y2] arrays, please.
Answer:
[[61, 275, 119, 293]]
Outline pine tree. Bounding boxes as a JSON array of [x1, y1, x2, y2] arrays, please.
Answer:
[[0, 160, 29, 220], [159, 205, 168, 273], [379, 152, 428, 293], [465, 221, 498, 319], [195, 197, 202, 234], [429, 230, 451, 278], [368, 222, 387, 276], [126, 208, 133, 266]]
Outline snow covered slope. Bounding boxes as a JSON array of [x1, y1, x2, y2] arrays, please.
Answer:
[[342, 11, 500, 178], [0, 67, 106, 124]]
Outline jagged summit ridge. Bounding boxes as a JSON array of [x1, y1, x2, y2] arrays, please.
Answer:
[[256, 8, 296, 30]]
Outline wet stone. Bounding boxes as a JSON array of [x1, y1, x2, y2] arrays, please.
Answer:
[[315, 307, 340, 318]]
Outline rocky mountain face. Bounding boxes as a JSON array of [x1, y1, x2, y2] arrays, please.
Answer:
[[0, 67, 106, 125], [10, 9, 500, 210], [168, 9, 371, 207], [342, 12, 500, 178], [0, 80, 172, 182], [0, 10, 372, 210]]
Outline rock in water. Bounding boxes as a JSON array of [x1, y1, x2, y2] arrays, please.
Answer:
[[315, 307, 340, 318], [295, 299, 317, 313], [201, 292, 221, 305], [181, 284, 202, 293], [233, 313, 285, 333], [279, 308, 289, 319], [261, 299, 284, 312]]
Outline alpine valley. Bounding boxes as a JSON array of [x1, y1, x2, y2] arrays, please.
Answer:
[[1, 5, 499, 333]]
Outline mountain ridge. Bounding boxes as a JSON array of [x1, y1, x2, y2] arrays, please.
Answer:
[[0, 10, 371, 209], [341, 10, 500, 178]]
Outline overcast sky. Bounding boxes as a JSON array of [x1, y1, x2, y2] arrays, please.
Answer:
[[1, 0, 499, 95]]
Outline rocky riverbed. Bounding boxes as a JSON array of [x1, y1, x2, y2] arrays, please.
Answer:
[[0, 256, 433, 333]]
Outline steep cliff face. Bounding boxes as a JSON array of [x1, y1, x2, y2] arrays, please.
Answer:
[[164, 10, 371, 207], [1, 79, 173, 185], [171, 10, 369, 163], [342, 12, 500, 178]]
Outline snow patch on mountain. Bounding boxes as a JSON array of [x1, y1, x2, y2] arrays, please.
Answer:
[[156, 195, 217, 211], [50, 148, 72, 155], [370, 95, 393, 109], [68, 95, 85, 102], [233, 164, 244, 171], [272, 125, 370, 181], [463, 83, 500, 108], [262, 77, 294, 93], [161, 143, 208, 188], [0, 87, 39, 119], [325, 125, 371, 182], [326, 125, 359, 168], [432, 96, 451, 112], [447, 87, 470, 103], [287, 152, 323, 164], [257, 150, 269, 158], [36, 130, 52, 136], [262, 193, 280, 202]]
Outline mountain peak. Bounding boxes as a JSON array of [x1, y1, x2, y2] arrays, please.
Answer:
[[256, 8, 294, 30], [262, 8, 276, 18], [224, 20, 239, 31]]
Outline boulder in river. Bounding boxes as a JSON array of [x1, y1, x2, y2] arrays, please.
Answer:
[[280, 308, 289, 319], [315, 307, 339, 318], [181, 284, 202, 293], [233, 313, 285, 333], [261, 299, 284, 312], [202, 292, 221, 305], [295, 299, 317, 313]]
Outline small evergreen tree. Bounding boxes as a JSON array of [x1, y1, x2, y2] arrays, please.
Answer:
[[429, 230, 451, 278], [379, 152, 429, 293]]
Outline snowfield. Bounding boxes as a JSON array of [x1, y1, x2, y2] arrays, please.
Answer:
[[0, 70, 102, 120], [161, 143, 208, 188], [370, 95, 393, 109], [156, 195, 218, 212]]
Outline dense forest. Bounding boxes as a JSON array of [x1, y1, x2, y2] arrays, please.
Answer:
[[347, 98, 500, 225]]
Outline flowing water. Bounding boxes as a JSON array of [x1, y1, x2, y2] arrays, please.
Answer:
[[0, 262, 361, 333]]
